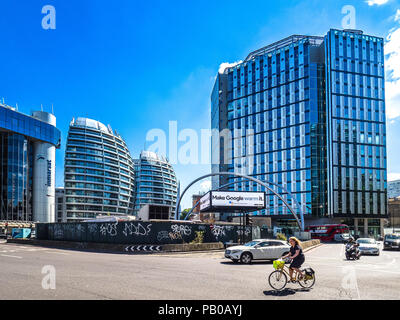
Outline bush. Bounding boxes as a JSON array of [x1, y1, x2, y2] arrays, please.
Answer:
[[190, 231, 205, 244], [276, 233, 287, 241]]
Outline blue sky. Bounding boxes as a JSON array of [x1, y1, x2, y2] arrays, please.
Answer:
[[0, 0, 399, 209]]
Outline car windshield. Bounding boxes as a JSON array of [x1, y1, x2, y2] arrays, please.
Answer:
[[385, 235, 400, 240], [357, 239, 376, 244], [243, 241, 260, 247]]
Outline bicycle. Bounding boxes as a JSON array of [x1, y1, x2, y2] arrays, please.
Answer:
[[268, 258, 316, 291]]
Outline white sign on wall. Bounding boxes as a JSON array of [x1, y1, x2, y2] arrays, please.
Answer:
[[199, 192, 211, 211], [200, 191, 265, 212]]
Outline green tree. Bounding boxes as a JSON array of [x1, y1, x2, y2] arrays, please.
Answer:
[[180, 209, 191, 220], [276, 233, 287, 241]]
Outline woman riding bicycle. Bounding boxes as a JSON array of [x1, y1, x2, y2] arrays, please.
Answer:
[[282, 237, 305, 282]]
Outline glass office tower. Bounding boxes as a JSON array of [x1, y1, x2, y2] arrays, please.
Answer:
[[64, 117, 135, 221], [134, 151, 178, 220], [0, 102, 61, 222], [325, 29, 387, 236], [212, 29, 387, 235]]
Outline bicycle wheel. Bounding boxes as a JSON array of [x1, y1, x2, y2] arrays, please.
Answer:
[[268, 270, 288, 291], [298, 273, 316, 289]]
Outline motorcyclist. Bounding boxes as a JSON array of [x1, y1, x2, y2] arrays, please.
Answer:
[[345, 236, 360, 259], [346, 236, 355, 246]]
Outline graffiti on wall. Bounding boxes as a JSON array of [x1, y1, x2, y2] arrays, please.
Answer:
[[40, 221, 251, 245], [122, 223, 152, 237], [100, 222, 118, 237]]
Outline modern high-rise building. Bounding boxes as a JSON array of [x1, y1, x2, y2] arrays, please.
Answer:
[[134, 151, 178, 220], [211, 29, 387, 236], [388, 197, 400, 229], [388, 180, 400, 199], [55, 187, 66, 222], [0, 102, 61, 222], [64, 117, 135, 221]]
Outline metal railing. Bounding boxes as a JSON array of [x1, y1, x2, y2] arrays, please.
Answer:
[[244, 34, 324, 62]]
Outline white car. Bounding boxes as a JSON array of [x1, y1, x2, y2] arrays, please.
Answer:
[[334, 233, 351, 243], [224, 239, 291, 264], [356, 238, 380, 256]]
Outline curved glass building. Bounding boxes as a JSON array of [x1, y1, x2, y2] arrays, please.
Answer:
[[64, 117, 135, 221], [134, 151, 178, 220]]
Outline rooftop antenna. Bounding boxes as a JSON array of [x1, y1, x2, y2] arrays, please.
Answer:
[[41, 104, 43, 112], [15, 103, 18, 111], [51, 104, 54, 114]]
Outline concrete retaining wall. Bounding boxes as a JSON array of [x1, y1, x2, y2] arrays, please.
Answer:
[[7, 239, 225, 253], [7, 239, 129, 253], [301, 239, 321, 250], [7, 238, 321, 254], [162, 242, 224, 252], [36, 221, 253, 245]]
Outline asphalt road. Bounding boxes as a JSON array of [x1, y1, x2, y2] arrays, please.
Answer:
[[0, 242, 399, 300]]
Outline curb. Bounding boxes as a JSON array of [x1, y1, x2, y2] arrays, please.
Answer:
[[152, 249, 225, 255], [303, 243, 323, 253], [6, 238, 323, 255], [6, 239, 225, 255]]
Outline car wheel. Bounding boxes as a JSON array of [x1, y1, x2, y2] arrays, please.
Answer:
[[240, 252, 252, 264]]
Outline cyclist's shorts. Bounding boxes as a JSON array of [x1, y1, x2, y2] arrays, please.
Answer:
[[290, 255, 305, 269]]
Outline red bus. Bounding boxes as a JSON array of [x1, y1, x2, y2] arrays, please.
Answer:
[[305, 224, 350, 242]]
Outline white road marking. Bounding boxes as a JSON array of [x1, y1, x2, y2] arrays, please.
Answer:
[[44, 251, 70, 255], [1, 254, 22, 259], [309, 261, 400, 275]]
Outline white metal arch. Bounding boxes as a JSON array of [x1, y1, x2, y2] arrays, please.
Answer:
[[174, 172, 304, 231]]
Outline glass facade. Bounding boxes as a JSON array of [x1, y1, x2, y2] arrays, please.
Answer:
[[0, 104, 60, 222], [388, 180, 400, 199], [0, 133, 33, 221], [212, 35, 326, 218], [325, 29, 387, 218], [134, 151, 178, 219], [64, 118, 135, 221], [0, 105, 61, 147], [212, 29, 387, 221]]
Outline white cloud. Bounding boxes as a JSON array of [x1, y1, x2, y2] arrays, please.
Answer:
[[385, 19, 400, 120], [395, 9, 400, 21], [388, 173, 400, 181], [218, 61, 243, 74], [366, 0, 389, 6], [200, 180, 211, 192]]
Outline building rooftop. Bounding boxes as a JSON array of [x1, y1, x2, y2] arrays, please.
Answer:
[[71, 117, 111, 133], [140, 150, 169, 163], [0, 102, 15, 111], [244, 34, 324, 62]]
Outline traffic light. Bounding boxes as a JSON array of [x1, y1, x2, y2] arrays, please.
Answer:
[[245, 214, 253, 225]]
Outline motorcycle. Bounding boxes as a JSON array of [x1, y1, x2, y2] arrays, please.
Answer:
[[345, 242, 361, 260]]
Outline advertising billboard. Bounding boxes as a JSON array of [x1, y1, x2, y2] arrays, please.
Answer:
[[199, 191, 265, 212]]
